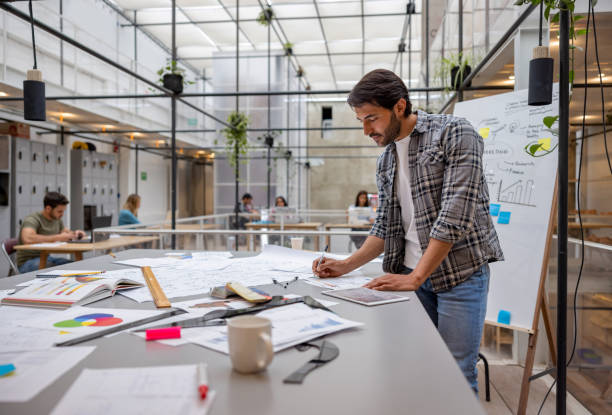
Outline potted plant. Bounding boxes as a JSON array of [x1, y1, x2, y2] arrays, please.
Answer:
[[256, 7, 274, 26], [445, 52, 473, 90], [283, 42, 294, 56], [156, 60, 194, 94], [219, 111, 249, 168]]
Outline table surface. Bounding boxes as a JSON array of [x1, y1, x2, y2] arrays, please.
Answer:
[[245, 222, 322, 229], [0, 249, 484, 415], [324, 223, 372, 229], [14, 235, 159, 253]]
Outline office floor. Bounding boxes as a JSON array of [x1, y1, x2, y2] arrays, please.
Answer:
[[478, 363, 595, 415]]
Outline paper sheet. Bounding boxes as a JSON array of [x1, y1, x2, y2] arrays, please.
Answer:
[[303, 275, 376, 290], [17, 306, 172, 342], [156, 303, 362, 354], [50, 365, 216, 415], [0, 289, 15, 299], [0, 346, 95, 402], [28, 242, 68, 248]]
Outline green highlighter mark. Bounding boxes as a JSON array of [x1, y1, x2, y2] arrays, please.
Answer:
[[54, 319, 85, 328]]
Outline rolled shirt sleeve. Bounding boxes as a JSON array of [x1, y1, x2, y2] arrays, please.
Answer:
[[429, 120, 484, 244]]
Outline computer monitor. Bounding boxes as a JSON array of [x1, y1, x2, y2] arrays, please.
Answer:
[[270, 207, 299, 224], [92, 215, 112, 230], [348, 207, 373, 225]]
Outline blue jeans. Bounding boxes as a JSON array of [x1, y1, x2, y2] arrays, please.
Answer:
[[405, 264, 490, 393], [18, 256, 72, 274]]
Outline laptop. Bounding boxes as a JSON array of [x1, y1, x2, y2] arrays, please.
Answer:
[[71, 215, 112, 243]]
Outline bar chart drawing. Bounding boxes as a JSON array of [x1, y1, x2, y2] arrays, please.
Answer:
[[497, 179, 535, 207]]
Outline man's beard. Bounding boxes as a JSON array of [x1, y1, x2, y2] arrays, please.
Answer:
[[380, 112, 401, 146]]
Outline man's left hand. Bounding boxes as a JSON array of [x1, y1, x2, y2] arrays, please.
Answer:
[[364, 272, 426, 291], [75, 230, 86, 239]]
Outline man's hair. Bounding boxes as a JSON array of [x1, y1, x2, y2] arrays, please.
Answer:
[[44, 192, 69, 209], [347, 69, 412, 117], [241, 193, 253, 200]]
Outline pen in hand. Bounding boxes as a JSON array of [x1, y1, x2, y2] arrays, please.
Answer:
[[315, 245, 329, 274]]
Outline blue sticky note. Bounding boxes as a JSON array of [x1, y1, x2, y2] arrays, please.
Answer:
[[0, 364, 15, 377], [490, 204, 501, 216], [498, 211, 511, 224], [497, 310, 511, 325]]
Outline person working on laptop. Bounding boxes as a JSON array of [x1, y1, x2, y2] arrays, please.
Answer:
[[17, 192, 86, 273], [312, 69, 503, 393], [119, 194, 141, 226]]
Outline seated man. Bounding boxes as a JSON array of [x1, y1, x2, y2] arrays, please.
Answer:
[[17, 192, 86, 273]]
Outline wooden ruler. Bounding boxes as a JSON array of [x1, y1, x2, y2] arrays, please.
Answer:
[[141, 266, 171, 308]]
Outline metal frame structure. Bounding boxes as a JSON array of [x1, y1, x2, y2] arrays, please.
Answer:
[[0, 3, 576, 408]]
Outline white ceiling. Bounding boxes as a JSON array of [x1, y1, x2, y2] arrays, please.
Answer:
[[111, 0, 423, 89]]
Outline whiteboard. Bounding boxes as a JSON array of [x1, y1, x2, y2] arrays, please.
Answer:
[[453, 86, 559, 332]]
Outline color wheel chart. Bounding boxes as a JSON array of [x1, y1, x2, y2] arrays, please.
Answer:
[[54, 313, 123, 328]]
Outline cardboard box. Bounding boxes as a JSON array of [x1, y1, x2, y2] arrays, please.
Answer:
[[0, 122, 30, 138]]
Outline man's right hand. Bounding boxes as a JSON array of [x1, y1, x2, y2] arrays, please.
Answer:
[[312, 258, 350, 278]]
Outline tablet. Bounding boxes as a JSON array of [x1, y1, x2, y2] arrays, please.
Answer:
[[321, 287, 410, 306]]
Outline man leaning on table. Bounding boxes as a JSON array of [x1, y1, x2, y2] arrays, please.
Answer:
[[312, 69, 504, 394], [17, 192, 86, 273]]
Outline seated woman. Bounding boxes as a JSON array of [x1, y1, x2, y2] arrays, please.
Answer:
[[349, 190, 374, 249], [119, 194, 141, 226], [275, 196, 288, 207]]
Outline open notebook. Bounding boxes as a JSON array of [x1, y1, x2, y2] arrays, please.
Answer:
[[1, 275, 143, 309]]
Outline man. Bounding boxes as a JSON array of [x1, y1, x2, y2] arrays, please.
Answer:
[[240, 193, 259, 215], [313, 69, 503, 393], [17, 192, 86, 273]]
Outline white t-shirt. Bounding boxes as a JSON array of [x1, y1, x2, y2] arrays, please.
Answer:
[[394, 136, 423, 269]]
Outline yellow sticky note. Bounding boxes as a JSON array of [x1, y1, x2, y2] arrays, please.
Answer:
[[538, 138, 551, 150], [479, 127, 490, 139]]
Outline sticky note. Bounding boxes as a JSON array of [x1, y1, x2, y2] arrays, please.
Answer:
[[0, 364, 16, 377], [490, 203, 501, 216], [498, 211, 511, 224], [478, 127, 490, 139], [538, 137, 551, 150], [497, 310, 511, 325], [146, 326, 181, 341]]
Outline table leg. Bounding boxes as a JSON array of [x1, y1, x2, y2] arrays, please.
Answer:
[[39, 252, 49, 269], [74, 252, 83, 262], [314, 235, 320, 251]]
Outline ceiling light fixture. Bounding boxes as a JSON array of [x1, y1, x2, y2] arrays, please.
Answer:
[[528, 1, 553, 106], [23, 0, 46, 121]]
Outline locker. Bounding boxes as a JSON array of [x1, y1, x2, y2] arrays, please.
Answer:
[[30, 174, 44, 208], [108, 181, 117, 204], [91, 180, 100, 204], [15, 205, 37, 239], [100, 181, 108, 202], [56, 147, 67, 175], [83, 181, 92, 205], [81, 152, 92, 178], [44, 176, 57, 195], [91, 155, 101, 178], [30, 142, 44, 174], [56, 176, 67, 196], [44, 144, 57, 174], [107, 156, 116, 178], [15, 174, 31, 206], [14, 138, 30, 172]]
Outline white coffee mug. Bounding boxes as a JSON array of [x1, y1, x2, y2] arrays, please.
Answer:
[[290, 237, 304, 250], [227, 316, 274, 374]]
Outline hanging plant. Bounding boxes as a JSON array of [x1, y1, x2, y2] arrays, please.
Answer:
[[156, 59, 195, 94], [256, 8, 274, 26], [283, 42, 294, 56], [219, 111, 249, 168]]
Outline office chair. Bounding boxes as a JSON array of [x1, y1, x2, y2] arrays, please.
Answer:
[[1, 238, 20, 277]]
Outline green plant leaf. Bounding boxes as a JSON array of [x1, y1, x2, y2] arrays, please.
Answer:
[[575, 29, 588, 36], [543, 115, 559, 128], [528, 143, 543, 156], [544, 5, 550, 21], [569, 69, 575, 83]]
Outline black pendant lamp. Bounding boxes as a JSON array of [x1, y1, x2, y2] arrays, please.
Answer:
[[528, 2, 554, 106], [23, 0, 46, 121]]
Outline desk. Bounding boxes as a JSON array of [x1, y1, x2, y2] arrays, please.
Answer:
[[0, 249, 484, 415], [245, 222, 323, 250], [14, 236, 159, 269], [147, 223, 221, 250], [323, 223, 372, 251]]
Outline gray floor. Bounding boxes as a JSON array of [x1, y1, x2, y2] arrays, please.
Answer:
[[478, 364, 595, 415]]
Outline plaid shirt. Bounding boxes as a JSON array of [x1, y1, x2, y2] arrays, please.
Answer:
[[370, 110, 504, 292]]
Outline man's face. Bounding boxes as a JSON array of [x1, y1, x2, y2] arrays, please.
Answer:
[[354, 102, 402, 147], [242, 197, 252, 205], [45, 204, 66, 220]]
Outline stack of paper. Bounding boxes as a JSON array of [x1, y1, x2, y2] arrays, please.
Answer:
[[50, 365, 215, 415]]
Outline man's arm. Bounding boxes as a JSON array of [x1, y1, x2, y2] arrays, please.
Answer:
[[313, 235, 384, 277], [20, 227, 74, 244], [364, 238, 451, 290]]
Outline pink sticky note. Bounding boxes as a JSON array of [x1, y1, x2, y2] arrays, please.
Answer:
[[146, 326, 181, 341]]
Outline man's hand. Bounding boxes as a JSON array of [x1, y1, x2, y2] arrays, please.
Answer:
[[364, 271, 427, 291], [75, 230, 86, 240], [56, 232, 76, 242], [312, 258, 350, 278]]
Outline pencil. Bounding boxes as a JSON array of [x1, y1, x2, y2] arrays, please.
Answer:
[[61, 271, 105, 277]]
